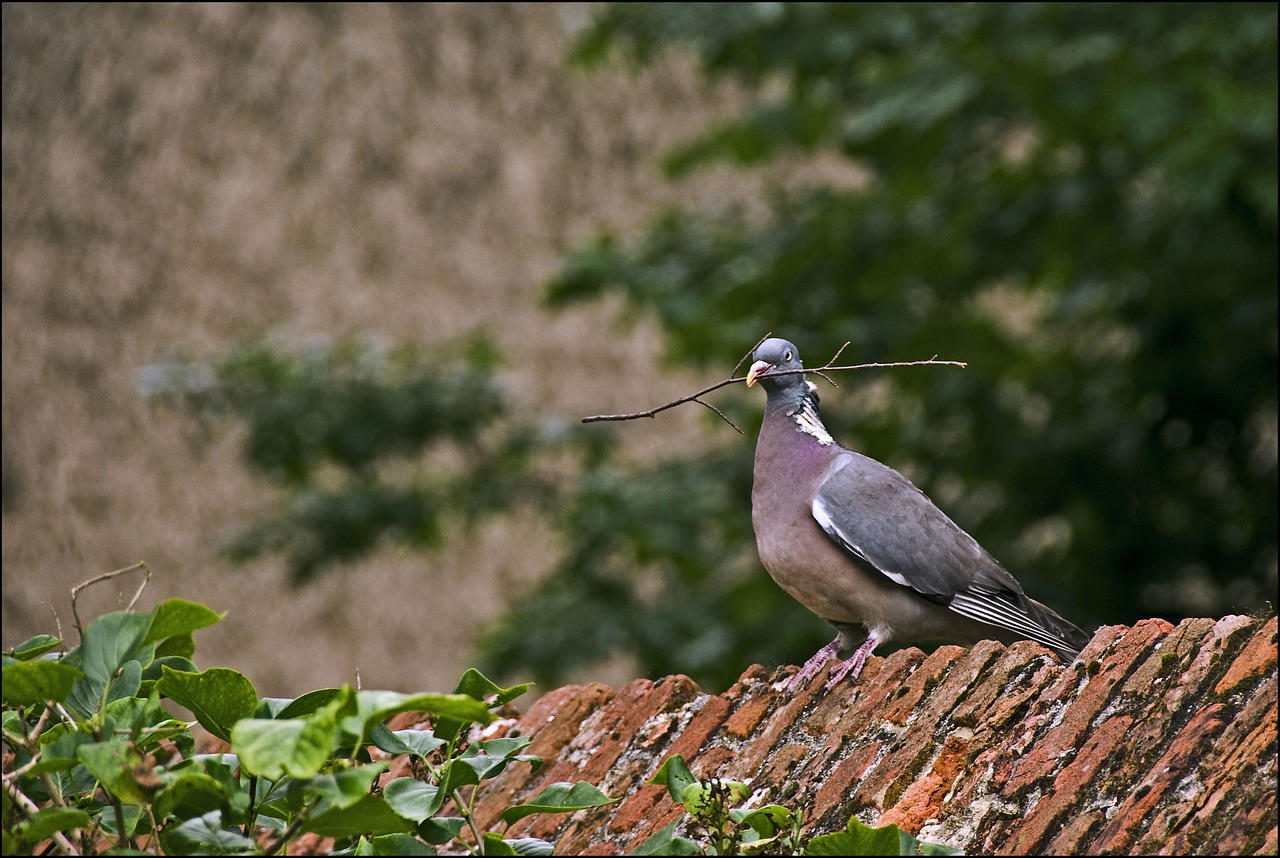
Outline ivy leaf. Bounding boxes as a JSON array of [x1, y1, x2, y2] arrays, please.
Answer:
[[418, 816, 466, 845], [231, 705, 338, 781], [157, 666, 258, 743], [383, 777, 443, 822], [731, 804, 796, 838], [499, 781, 617, 825], [302, 793, 414, 838], [378, 727, 445, 758], [152, 771, 229, 822], [162, 810, 256, 855], [76, 741, 154, 806], [1, 661, 84, 707], [276, 687, 348, 719], [9, 634, 62, 662], [804, 817, 963, 856], [648, 754, 698, 804], [303, 762, 389, 810], [344, 690, 492, 743], [632, 820, 705, 855], [481, 832, 519, 855], [144, 598, 225, 647], [432, 669, 530, 745], [12, 808, 91, 845], [452, 668, 532, 706], [79, 611, 153, 685], [359, 833, 436, 855]]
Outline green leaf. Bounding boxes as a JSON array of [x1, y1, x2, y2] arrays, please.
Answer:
[[364, 833, 436, 855], [142, 655, 199, 682], [1, 660, 84, 706], [417, 816, 466, 845], [30, 725, 96, 776], [183, 755, 252, 824], [105, 658, 144, 704], [76, 740, 153, 805], [450, 736, 541, 784], [10, 634, 62, 661], [163, 810, 256, 855], [631, 821, 705, 856], [371, 726, 445, 758], [384, 777, 443, 823], [902, 831, 965, 856], [804, 817, 963, 856], [731, 804, 796, 838], [395, 729, 448, 758], [152, 771, 229, 822], [155, 631, 196, 660], [482, 832, 519, 856], [157, 666, 258, 743], [506, 837, 556, 856], [680, 779, 749, 816], [95, 803, 145, 838], [277, 687, 347, 719], [452, 668, 532, 706], [648, 754, 698, 804], [13, 807, 91, 843], [144, 598, 225, 646], [102, 693, 186, 749], [345, 690, 492, 743], [231, 714, 335, 780], [302, 762, 389, 810], [432, 669, 530, 745], [79, 611, 153, 685], [302, 793, 415, 838], [499, 781, 617, 825]]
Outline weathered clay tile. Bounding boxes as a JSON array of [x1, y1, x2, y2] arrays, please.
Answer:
[[454, 617, 1276, 855]]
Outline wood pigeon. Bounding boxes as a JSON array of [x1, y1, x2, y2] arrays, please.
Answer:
[[746, 337, 1091, 690]]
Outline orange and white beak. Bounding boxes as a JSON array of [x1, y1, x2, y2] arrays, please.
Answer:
[[745, 359, 773, 387]]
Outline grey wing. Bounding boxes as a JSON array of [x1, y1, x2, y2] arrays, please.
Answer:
[[812, 451, 1083, 655]]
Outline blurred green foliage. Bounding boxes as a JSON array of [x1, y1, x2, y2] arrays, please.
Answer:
[[481, 3, 1277, 689], [147, 4, 1276, 694], [141, 334, 586, 584]]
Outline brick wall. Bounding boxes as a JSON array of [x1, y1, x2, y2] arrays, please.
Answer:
[[452, 615, 1276, 855]]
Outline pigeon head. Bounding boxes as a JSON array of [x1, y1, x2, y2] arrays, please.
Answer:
[[746, 337, 806, 394]]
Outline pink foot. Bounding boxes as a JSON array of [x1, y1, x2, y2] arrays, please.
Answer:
[[824, 635, 878, 688], [778, 638, 842, 692]]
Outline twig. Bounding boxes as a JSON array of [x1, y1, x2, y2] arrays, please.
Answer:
[[70, 562, 151, 636], [581, 342, 966, 426], [2, 778, 80, 856]]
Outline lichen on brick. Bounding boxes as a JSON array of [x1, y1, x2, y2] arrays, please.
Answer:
[[460, 619, 1275, 855]]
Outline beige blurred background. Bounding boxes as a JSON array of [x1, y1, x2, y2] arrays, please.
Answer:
[[1, 3, 766, 697]]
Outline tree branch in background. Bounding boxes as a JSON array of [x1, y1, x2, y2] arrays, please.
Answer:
[[581, 342, 967, 432], [70, 561, 151, 636]]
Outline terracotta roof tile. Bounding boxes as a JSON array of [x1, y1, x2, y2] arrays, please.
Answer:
[[458, 616, 1277, 855]]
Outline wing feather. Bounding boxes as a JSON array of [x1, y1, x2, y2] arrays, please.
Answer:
[[813, 452, 1081, 655]]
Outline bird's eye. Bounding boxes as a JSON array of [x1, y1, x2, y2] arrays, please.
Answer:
[[784, 349, 793, 362]]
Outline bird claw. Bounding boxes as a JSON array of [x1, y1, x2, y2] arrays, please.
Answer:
[[778, 638, 842, 692], [822, 635, 878, 688]]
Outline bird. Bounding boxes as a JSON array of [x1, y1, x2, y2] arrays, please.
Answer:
[[745, 337, 1091, 690]]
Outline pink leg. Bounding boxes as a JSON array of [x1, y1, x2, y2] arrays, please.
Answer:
[[824, 634, 880, 688], [781, 637, 843, 692]]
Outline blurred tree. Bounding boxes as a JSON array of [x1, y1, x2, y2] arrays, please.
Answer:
[[479, 3, 1277, 690], [141, 333, 606, 584]]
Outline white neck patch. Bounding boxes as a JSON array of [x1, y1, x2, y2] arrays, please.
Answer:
[[789, 383, 834, 445]]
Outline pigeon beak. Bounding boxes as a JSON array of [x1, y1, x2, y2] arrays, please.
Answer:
[[746, 359, 773, 387]]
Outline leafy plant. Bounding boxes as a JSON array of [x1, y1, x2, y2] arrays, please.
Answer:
[[1, 578, 614, 856], [637, 754, 961, 856]]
